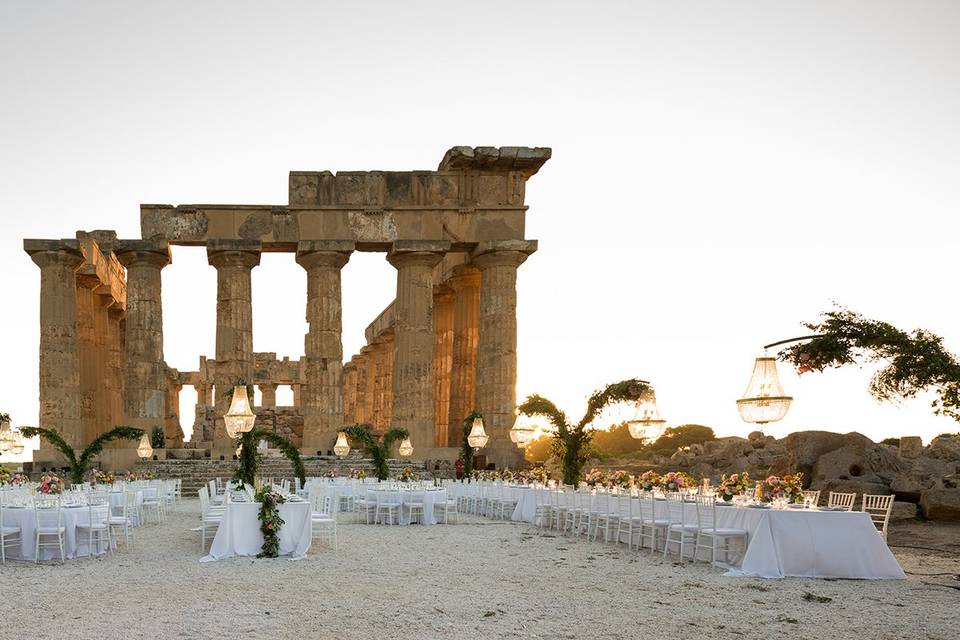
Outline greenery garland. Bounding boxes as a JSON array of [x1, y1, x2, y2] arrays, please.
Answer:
[[518, 378, 650, 485], [20, 426, 144, 484], [778, 306, 960, 421], [254, 484, 286, 558], [342, 424, 409, 481], [234, 428, 306, 487], [459, 411, 483, 476]]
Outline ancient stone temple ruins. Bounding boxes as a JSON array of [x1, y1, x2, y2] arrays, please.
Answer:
[[24, 146, 550, 469]]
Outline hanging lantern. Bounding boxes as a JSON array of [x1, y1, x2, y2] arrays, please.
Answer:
[[11, 441, 24, 455], [235, 443, 243, 458], [137, 434, 153, 460], [509, 412, 536, 447], [334, 432, 351, 458], [224, 385, 256, 439], [398, 437, 414, 457], [627, 388, 667, 440], [467, 416, 489, 449], [737, 356, 793, 424]]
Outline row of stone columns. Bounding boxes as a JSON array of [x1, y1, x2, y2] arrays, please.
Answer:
[[343, 240, 535, 467]]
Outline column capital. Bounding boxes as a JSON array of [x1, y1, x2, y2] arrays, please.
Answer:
[[296, 240, 354, 270], [433, 284, 455, 303], [206, 239, 261, 269], [387, 240, 450, 269], [114, 239, 172, 268], [471, 239, 537, 270], [24, 239, 85, 270]]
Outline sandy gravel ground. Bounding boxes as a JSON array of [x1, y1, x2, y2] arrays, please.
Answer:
[[1, 501, 957, 640]]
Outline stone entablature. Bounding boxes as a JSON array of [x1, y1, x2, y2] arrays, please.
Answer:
[[25, 146, 548, 469]]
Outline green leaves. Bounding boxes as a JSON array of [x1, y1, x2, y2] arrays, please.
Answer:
[[343, 424, 408, 480], [234, 429, 305, 487], [20, 425, 143, 484], [779, 306, 960, 421], [518, 379, 651, 485]]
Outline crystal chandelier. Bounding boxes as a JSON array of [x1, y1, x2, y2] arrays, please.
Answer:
[[466, 416, 489, 449], [224, 385, 256, 438], [398, 437, 414, 457], [737, 356, 793, 424], [509, 412, 536, 448], [627, 388, 667, 441], [334, 432, 351, 458], [137, 433, 154, 460]]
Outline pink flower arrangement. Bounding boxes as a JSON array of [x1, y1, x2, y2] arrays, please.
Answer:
[[716, 472, 751, 501], [39, 474, 63, 495], [758, 473, 804, 503], [658, 471, 693, 493], [636, 471, 661, 491]]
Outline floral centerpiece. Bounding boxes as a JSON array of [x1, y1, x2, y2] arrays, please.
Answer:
[[254, 484, 287, 558], [0, 467, 10, 485], [528, 466, 548, 484], [323, 469, 337, 479], [350, 468, 367, 480], [397, 467, 415, 483], [10, 472, 29, 486], [584, 468, 607, 488], [500, 468, 516, 483], [636, 470, 661, 491], [758, 473, 804, 503], [658, 471, 692, 493], [123, 470, 154, 482], [716, 472, 751, 501], [608, 470, 633, 489], [39, 474, 63, 495]]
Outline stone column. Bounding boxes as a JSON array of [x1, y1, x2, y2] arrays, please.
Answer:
[[447, 265, 481, 447], [387, 241, 450, 452], [342, 362, 357, 425], [433, 286, 454, 447], [115, 240, 171, 439], [360, 345, 375, 427], [260, 382, 278, 408], [472, 240, 537, 468], [207, 240, 260, 453], [354, 352, 369, 425], [296, 241, 353, 453], [164, 375, 183, 447], [25, 240, 85, 464], [292, 383, 301, 408], [370, 338, 387, 432], [381, 333, 395, 431]]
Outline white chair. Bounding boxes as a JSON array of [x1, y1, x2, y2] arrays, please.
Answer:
[[405, 491, 426, 525], [828, 491, 857, 511], [141, 485, 164, 524], [862, 494, 895, 541], [76, 501, 111, 558], [615, 495, 643, 548], [492, 484, 518, 520], [109, 493, 135, 550], [435, 491, 459, 524], [310, 494, 338, 550], [638, 491, 669, 552], [34, 499, 65, 564], [375, 491, 401, 525], [197, 488, 222, 551], [592, 492, 619, 542], [208, 480, 224, 506], [802, 490, 821, 506], [662, 493, 697, 560], [173, 478, 183, 503], [692, 495, 748, 566], [1, 492, 23, 563]]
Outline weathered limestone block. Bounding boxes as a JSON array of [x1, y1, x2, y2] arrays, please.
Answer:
[[920, 488, 960, 521], [899, 436, 924, 459]]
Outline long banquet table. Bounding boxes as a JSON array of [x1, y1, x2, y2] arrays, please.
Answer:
[[363, 488, 447, 525], [487, 485, 905, 580], [2, 504, 109, 561], [201, 498, 312, 561]]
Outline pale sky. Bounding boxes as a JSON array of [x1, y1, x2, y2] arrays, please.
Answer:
[[2, 1, 959, 461]]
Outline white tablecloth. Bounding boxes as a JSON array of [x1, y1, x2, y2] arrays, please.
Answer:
[[201, 499, 312, 561], [365, 489, 447, 525], [1, 505, 108, 561], [498, 487, 905, 580], [729, 508, 905, 579]]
